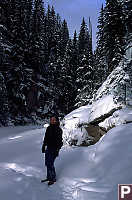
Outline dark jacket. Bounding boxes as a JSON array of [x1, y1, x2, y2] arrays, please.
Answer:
[[42, 124, 63, 152]]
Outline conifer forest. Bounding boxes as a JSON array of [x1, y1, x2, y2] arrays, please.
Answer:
[[0, 0, 131, 126]]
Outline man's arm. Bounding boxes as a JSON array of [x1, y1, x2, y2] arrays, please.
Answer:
[[55, 128, 63, 157], [57, 128, 63, 149], [42, 127, 49, 153]]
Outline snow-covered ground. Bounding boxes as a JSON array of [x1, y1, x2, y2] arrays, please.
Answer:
[[0, 121, 132, 200]]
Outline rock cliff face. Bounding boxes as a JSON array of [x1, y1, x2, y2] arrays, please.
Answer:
[[84, 125, 106, 145]]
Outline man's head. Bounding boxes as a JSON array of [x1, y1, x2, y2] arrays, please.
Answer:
[[50, 115, 59, 125]]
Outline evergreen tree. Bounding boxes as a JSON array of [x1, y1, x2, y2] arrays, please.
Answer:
[[55, 13, 62, 58], [44, 16, 69, 115], [59, 39, 78, 113], [60, 19, 69, 57], [94, 4, 107, 91], [76, 54, 94, 107], [45, 6, 62, 66], [44, 5, 55, 62], [3, 0, 36, 117], [0, 1, 13, 71], [104, 0, 125, 72], [31, 0, 45, 73], [72, 30, 79, 81], [43, 7, 64, 114], [122, 0, 132, 36], [78, 17, 87, 55], [0, 25, 11, 72], [88, 17, 93, 58], [76, 18, 94, 107], [0, 73, 9, 126]]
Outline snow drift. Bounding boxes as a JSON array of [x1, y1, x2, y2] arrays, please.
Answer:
[[0, 121, 132, 200]]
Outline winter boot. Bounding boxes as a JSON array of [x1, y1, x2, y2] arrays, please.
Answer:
[[41, 178, 49, 183], [48, 180, 56, 186]]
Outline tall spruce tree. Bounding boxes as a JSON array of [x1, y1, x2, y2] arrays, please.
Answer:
[[31, 0, 45, 73], [3, 0, 35, 117], [59, 38, 78, 113], [43, 6, 63, 114], [60, 19, 69, 57], [94, 4, 107, 91], [78, 17, 87, 55], [76, 17, 94, 107], [88, 17, 93, 59], [122, 0, 132, 36], [44, 5, 55, 62], [0, 73, 9, 126], [104, 0, 125, 73]]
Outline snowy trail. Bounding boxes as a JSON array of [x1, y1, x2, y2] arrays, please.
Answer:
[[1, 124, 132, 200], [0, 126, 108, 200], [0, 127, 95, 200]]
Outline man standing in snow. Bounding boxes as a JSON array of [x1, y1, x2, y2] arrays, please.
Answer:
[[41, 115, 63, 185]]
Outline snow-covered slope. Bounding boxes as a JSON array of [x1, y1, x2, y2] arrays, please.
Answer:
[[0, 123, 132, 200], [88, 95, 122, 123], [95, 61, 132, 106], [63, 59, 132, 145], [89, 60, 132, 124]]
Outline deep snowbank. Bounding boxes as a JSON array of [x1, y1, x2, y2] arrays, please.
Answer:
[[0, 123, 132, 200]]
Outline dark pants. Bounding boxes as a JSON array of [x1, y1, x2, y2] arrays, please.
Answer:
[[45, 148, 57, 181]]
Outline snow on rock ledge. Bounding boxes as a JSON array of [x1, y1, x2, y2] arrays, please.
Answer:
[[99, 106, 132, 131], [88, 95, 122, 125]]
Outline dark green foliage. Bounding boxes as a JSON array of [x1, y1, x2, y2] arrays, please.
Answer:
[[94, 0, 128, 93], [75, 18, 94, 107], [0, 0, 130, 126], [122, 0, 132, 35], [78, 17, 87, 55], [0, 73, 9, 126], [94, 4, 107, 92], [30, 0, 46, 73], [0, 0, 95, 121], [59, 39, 78, 113], [103, 0, 125, 72], [59, 19, 69, 57]]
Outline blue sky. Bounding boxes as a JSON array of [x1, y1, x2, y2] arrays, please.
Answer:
[[45, 0, 106, 50]]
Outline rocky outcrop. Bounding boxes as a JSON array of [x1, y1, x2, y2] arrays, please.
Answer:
[[88, 106, 122, 126], [84, 124, 106, 145], [83, 105, 132, 145]]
